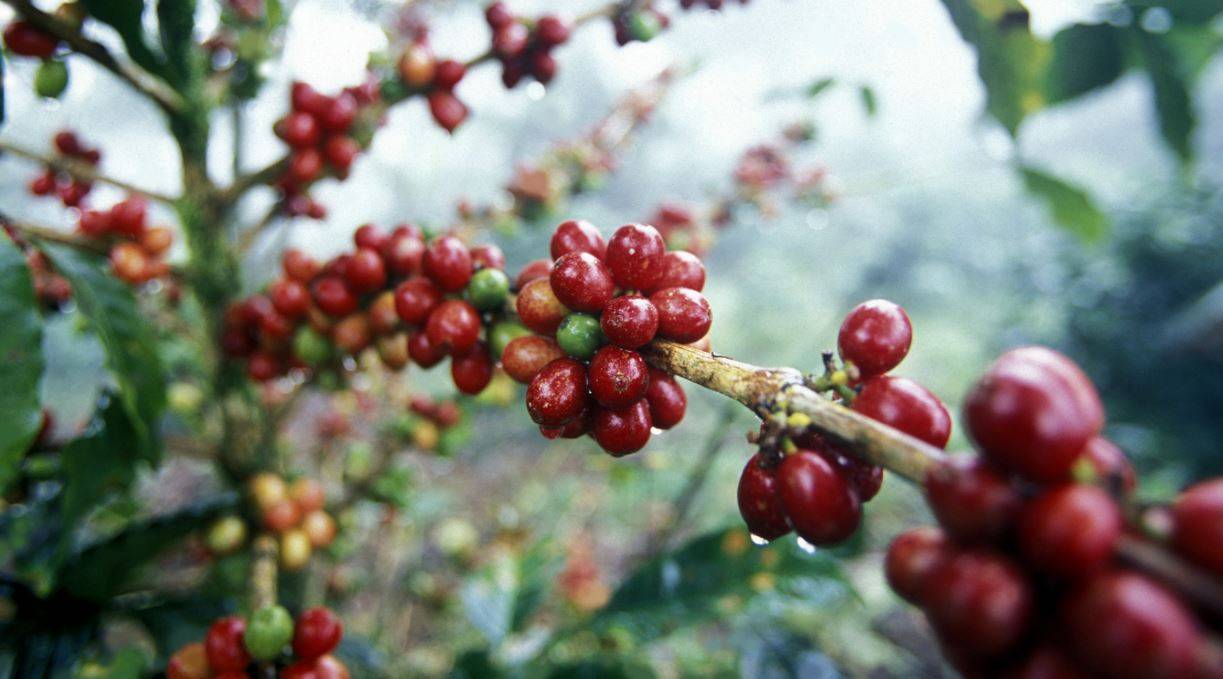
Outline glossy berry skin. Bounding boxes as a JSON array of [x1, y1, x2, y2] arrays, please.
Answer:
[[283, 655, 350, 679], [514, 258, 553, 290], [556, 313, 604, 360], [451, 342, 493, 395], [924, 457, 1021, 545], [422, 235, 473, 292], [964, 347, 1104, 483], [549, 252, 616, 312], [1018, 484, 1121, 579], [923, 551, 1033, 659], [324, 136, 360, 172], [737, 453, 791, 541], [367, 291, 400, 335], [4, 21, 59, 58], [205, 616, 251, 672], [269, 280, 310, 319], [776, 450, 861, 546], [1171, 478, 1223, 574], [489, 321, 531, 359], [385, 233, 425, 277], [345, 247, 386, 293], [282, 111, 321, 148], [516, 278, 569, 335], [644, 367, 686, 429], [526, 358, 589, 426], [1062, 571, 1201, 679], [816, 444, 884, 502], [408, 331, 447, 368], [852, 376, 952, 448], [393, 277, 441, 325], [592, 399, 653, 456], [605, 224, 665, 290], [501, 335, 564, 384], [648, 250, 705, 293], [600, 295, 659, 348], [885, 526, 952, 605], [433, 59, 467, 90], [428, 90, 468, 133], [550, 219, 606, 260], [244, 604, 294, 660], [650, 287, 712, 343], [247, 352, 281, 381], [424, 299, 481, 354], [283, 248, 320, 282], [837, 299, 912, 378], [470, 243, 505, 271], [293, 607, 343, 659], [353, 223, 389, 251], [588, 346, 649, 408], [1079, 436, 1136, 493], [167, 642, 210, 679], [465, 268, 510, 311], [312, 277, 358, 317]]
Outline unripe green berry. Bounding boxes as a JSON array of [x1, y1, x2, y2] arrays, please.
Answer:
[[489, 321, 531, 359], [465, 268, 511, 311], [244, 605, 293, 660], [556, 313, 603, 360], [35, 59, 68, 99], [293, 326, 332, 365]]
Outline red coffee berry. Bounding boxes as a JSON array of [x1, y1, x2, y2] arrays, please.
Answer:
[[408, 331, 447, 368], [312, 276, 358, 317], [644, 367, 686, 429], [4, 21, 59, 58], [385, 233, 426, 277], [345, 247, 386, 293], [428, 90, 468, 133], [469, 243, 505, 270], [422, 235, 473, 292], [648, 250, 705, 293], [600, 295, 658, 348], [205, 616, 251, 672], [393, 276, 441, 325], [289, 148, 324, 184], [885, 526, 952, 605], [502, 335, 565, 384], [1171, 478, 1223, 574], [515, 258, 553, 290], [283, 248, 320, 282], [493, 23, 530, 58], [111, 197, 148, 237], [650, 287, 712, 343], [605, 223, 665, 290], [259, 309, 294, 341], [424, 299, 481, 354], [485, 1, 514, 28], [737, 452, 791, 542], [1079, 436, 1136, 493], [526, 358, 588, 426], [29, 171, 55, 195], [837, 299, 912, 378], [353, 223, 388, 251], [964, 347, 1104, 483], [852, 375, 952, 448], [923, 551, 1033, 659], [549, 252, 616, 312], [924, 457, 1021, 545], [535, 15, 571, 47], [324, 136, 360, 173], [332, 313, 371, 355], [588, 346, 649, 408], [282, 111, 321, 148], [1062, 571, 1201, 679], [367, 290, 400, 335], [592, 399, 653, 456], [53, 130, 81, 155], [816, 443, 884, 502], [291, 81, 331, 116], [516, 277, 569, 334], [776, 450, 861, 546], [248, 351, 281, 381], [292, 607, 343, 660], [550, 219, 606, 260], [1018, 484, 1122, 579], [320, 92, 358, 132], [432, 59, 467, 91], [452, 342, 494, 395]]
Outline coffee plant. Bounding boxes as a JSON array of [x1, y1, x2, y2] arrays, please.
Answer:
[[1, 0, 1221, 677]]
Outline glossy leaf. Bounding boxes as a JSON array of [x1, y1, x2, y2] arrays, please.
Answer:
[[1046, 23, 1126, 103], [1135, 30, 1196, 163], [59, 395, 143, 555], [1020, 166, 1110, 242], [0, 233, 45, 490], [42, 244, 165, 460]]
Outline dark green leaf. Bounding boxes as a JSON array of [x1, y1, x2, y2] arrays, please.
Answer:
[[1134, 30, 1196, 163], [544, 656, 657, 679], [1046, 23, 1126, 103], [265, 0, 284, 27], [858, 85, 877, 117], [0, 234, 45, 490], [60, 492, 239, 601], [42, 244, 165, 459], [1020, 166, 1110, 242], [806, 77, 836, 99], [157, 0, 199, 89], [1126, 0, 1223, 23], [80, 0, 168, 80]]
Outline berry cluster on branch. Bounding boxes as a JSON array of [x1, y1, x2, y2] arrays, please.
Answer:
[[26, 130, 100, 207], [168, 606, 347, 679], [485, 2, 571, 89]]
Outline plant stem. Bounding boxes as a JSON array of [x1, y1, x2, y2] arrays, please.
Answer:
[[0, 141, 179, 204]]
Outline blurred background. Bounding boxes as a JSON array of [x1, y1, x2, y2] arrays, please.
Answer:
[[2, 0, 1221, 676]]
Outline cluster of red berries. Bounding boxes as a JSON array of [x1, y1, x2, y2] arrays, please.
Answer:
[[27, 131, 100, 208], [224, 224, 508, 397], [76, 196, 175, 285], [4, 225, 73, 309], [168, 606, 346, 679], [484, 3, 571, 88], [3, 19, 59, 58], [738, 300, 951, 547], [885, 346, 1221, 679], [273, 81, 379, 218], [409, 394, 462, 430], [396, 42, 470, 133], [247, 474, 337, 572], [507, 220, 709, 454]]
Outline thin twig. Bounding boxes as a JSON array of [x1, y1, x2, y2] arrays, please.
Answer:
[[0, 140, 179, 205], [236, 202, 286, 254], [3, 215, 108, 253]]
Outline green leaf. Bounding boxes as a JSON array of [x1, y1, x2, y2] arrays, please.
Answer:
[[805, 77, 836, 99], [1020, 166, 1110, 242], [80, 0, 168, 79], [858, 85, 877, 117], [592, 528, 849, 635], [939, 0, 1050, 135], [1134, 30, 1196, 163], [0, 234, 45, 490], [1126, 0, 1223, 23], [1, 51, 7, 127], [41, 244, 165, 460], [1046, 23, 1126, 103], [157, 0, 199, 89], [60, 492, 239, 601]]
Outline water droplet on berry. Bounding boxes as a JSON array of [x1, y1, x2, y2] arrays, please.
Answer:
[[527, 81, 546, 100], [795, 536, 817, 554], [750, 533, 768, 546]]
